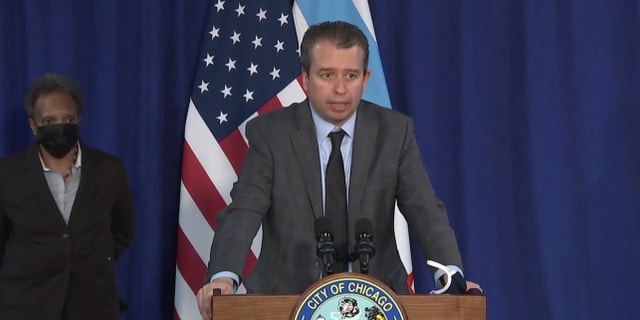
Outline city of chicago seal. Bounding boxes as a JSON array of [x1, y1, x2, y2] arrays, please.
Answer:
[[291, 273, 406, 320]]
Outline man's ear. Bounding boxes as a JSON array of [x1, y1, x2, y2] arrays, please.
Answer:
[[362, 69, 371, 88], [301, 68, 309, 92]]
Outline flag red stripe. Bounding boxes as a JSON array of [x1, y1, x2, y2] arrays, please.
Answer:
[[242, 251, 257, 277], [406, 272, 415, 294], [295, 74, 304, 89], [218, 129, 248, 175], [257, 95, 284, 114], [176, 227, 207, 294], [181, 141, 225, 229]]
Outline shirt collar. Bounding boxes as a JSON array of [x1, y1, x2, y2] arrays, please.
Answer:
[[309, 102, 357, 143]]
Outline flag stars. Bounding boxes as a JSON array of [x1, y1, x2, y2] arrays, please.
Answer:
[[247, 63, 259, 76], [225, 58, 237, 71], [235, 3, 245, 17], [203, 54, 214, 67], [278, 13, 289, 26], [216, 111, 228, 124], [274, 40, 284, 52], [251, 35, 263, 49], [256, 8, 267, 21], [214, 0, 225, 12], [270, 67, 281, 80], [198, 80, 209, 93], [221, 85, 232, 98], [230, 31, 241, 44], [209, 26, 220, 39], [243, 89, 254, 102]]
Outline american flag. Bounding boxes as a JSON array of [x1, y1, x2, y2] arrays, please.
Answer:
[[174, 0, 413, 318]]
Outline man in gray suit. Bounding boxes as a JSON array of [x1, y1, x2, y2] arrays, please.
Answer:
[[197, 21, 480, 319]]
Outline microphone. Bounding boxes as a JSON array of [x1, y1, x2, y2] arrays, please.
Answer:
[[314, 217, 337, 275], [354, 218, 375, 274]]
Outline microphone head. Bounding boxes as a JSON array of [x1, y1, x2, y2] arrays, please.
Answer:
[[354, 218, 374, 273], [355, 218, 372, 237], [314, 217, 334, 239]]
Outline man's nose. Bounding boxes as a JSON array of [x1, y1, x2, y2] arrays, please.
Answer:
[[333, 77, 346, 94]]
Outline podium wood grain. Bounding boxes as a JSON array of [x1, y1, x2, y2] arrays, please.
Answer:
[[212, 294, 486, 319]]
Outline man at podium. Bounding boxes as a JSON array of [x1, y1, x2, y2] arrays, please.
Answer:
[[197, 21, 480, 320]]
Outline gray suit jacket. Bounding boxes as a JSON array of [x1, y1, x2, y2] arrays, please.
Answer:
[[207, 100, 462, 294]]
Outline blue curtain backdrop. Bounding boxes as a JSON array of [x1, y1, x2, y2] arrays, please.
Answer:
[[1, 1, 639, 319]]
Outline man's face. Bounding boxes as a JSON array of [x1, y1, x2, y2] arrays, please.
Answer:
[[28, 91, 79, 132], [302, 40, 370, 127]]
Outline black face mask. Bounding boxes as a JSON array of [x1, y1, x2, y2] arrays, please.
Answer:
[[36, 123, 79, 158]]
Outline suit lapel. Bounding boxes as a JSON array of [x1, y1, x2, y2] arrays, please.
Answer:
[[290, 101, 323, 220], [68, 143, 98, 226], [349, 101, 378, 222], [22, 143, 67, 224]]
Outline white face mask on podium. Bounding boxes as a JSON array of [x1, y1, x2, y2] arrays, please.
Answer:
[[426, 260, 457, 294]]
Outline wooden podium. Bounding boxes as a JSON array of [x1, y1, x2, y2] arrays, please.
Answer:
[[212, 273, 485, 319]]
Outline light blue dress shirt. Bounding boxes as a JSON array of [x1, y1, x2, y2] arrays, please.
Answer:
[[309, 105, 356, 213]]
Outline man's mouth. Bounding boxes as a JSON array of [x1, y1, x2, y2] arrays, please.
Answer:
[[329, 102, 349, 109]]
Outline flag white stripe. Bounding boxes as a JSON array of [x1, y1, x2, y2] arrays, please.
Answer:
[[238, 117, 253, 145], [174, 270, 201, 320], [291, 3, 308, 48], [179, 182, 215, 263], [184, 100, 237, 204], [277, 79, 306, 107], [351, 0, 377, 40], [239, 80, 303, 144], [395, 206, 414, 275]]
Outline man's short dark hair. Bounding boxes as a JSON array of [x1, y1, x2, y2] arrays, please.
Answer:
[[24, 73, 84, 119], [300, 21, 369, 73]]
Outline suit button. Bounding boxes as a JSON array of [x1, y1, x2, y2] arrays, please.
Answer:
[[62, 234, 69, 239]]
